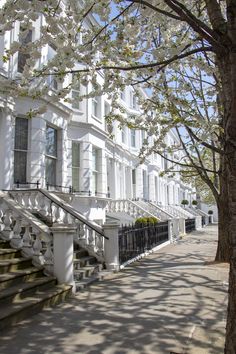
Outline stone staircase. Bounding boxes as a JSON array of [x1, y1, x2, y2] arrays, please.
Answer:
[[0, 189, 113, 330], [73, 244, 109, 291], [0, 239, 72, 331]]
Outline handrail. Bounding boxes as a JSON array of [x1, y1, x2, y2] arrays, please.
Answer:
[[128, 199, 158, 218], [8, 189, 108, 239]]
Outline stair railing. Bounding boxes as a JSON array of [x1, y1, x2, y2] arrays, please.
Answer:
[[9, 189, 107, 262], [106, 199, 157, 219]]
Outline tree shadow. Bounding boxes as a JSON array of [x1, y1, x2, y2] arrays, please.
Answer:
[[0, 226, 228, 354]]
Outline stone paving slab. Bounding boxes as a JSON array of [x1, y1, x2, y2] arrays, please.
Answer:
[[0, 225, 229, 354]]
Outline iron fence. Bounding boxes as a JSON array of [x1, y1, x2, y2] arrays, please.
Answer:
[[185, 218, 196, 233], [118, 221, 169, 264]]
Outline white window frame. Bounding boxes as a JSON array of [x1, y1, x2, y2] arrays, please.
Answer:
[[131, 129, 136, 147], [45, 125, 57, 186]]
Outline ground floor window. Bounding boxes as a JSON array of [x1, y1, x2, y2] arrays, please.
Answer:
[[14, 117, 28, 183], [45, 126, 57, 186], [72, 141, 80, 191], [92, 147, 99, 195]]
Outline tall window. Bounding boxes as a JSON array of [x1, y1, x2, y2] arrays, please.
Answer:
[[121, 127, 126, 143], [131, 129, 136, 147], [155, 176, 158, 201], [71, 75, 81, 110], [132, 169, 136, 199], [92, 96, 98, 117], [14, 117, 28, 183], [45, 126, 57, 186], [92, 148, 98, 195], [47, 44, 58, 90], [18, 28, 32, 73], [164, 152, 168, 170], [72, 141, 80, 191], [104, 102, 111, 132]]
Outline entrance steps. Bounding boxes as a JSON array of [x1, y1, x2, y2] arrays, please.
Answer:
[[0, 239, 72, 331]]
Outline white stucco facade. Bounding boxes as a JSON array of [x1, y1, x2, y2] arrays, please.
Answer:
[[0, 10, 196, 223]]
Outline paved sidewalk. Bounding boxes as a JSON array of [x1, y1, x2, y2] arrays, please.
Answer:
[[0, 225, 229, 354]]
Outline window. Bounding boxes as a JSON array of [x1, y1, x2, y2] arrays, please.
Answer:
[[45, 126, 57, 186], [92, 96, 98, 117], [72, 141, 80, 192], [164, 152, 168, 170], [132, 169, 136, 199], [132, 169, 136, 185], [141, 130, 146, 142], [104, 102, 111, 132], [92, 96, 100, 118], [71, 76, 81, 110], [130, 91, 137, 109], [131, 129, 136, 147], [122, 127, 126, 143], [92, 148, 98, 195], [47, 45, 58, 90], [17, 28, 32, 73], [14, 117, 28, 183]]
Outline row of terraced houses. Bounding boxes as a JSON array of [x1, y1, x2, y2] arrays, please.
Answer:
[[0, 1, 210, 330]]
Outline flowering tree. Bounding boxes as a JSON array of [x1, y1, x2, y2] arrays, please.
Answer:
[[0, 0, 236, 350]]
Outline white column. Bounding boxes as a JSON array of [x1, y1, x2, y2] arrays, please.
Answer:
[[126, 167, 132, 199], [97, 148, 107, 197], [52, 225, 76, 292], [30, 117, 46, 186], [136, 166, 143, 199], [110, 159, 118, 199], [0, 108, 14, 189], [103, 221, 120, 271], [179, 218, 186, 235]]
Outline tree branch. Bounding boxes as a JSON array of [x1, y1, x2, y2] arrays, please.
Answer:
[[164, 0, 226, 51], [39, 45, 213, 77]]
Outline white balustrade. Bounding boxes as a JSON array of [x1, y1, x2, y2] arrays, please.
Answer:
[[8, 189, 106, 264], [11, 217, 23, 249], [0, 193, 54, 274]]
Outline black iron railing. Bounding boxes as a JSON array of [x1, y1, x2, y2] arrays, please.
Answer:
[[15, 180, 41, 189], [118, 221, 169, 264], [185, 218, 195, 233]]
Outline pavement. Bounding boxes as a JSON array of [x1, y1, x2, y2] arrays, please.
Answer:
[[0, 224, 229, 354]]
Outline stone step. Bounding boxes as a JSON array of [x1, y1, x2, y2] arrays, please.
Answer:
[[74, 265, 100, 281], [73, 255, 97, 268], [0, 276, 57, 306], [0, 267, 45, 290], [0, 284, 72, 331], [0, 249, 22, 260], [0, 257, 32, 274]]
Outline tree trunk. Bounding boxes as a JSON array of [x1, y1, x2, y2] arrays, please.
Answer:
[[215, 198, 231, 262], [220, 49, 236, 353], [215, 164, 231, 262]]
